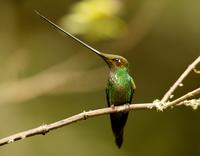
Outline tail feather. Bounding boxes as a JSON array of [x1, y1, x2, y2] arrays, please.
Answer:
[[110, 112, 128, 148], [115, 131, 123, 148]]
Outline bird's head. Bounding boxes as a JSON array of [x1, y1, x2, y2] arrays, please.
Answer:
[[96, 53, 129, 69]]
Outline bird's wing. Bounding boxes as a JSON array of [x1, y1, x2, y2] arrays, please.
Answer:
[[106, 87, 110, 107], [129, 78, 136, 103]]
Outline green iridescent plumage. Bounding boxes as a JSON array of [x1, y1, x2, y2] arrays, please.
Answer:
[[106, 57, 135, 148], [36, 11, 136, 148]]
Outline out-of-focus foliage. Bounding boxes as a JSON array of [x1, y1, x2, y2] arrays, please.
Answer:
[[0, 0, 199, 156], [60, 0, 125, 41]]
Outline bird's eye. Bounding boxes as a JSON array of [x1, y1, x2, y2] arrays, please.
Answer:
[[113, 58, 121, 63]]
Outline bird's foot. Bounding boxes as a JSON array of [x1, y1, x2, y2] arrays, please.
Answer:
[[111, 104, 115, 109], [124, 103, 130, 112]]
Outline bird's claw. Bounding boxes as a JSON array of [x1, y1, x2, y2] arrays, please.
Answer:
[[124, 103, 130, 112], [111, 105, 115, 109]]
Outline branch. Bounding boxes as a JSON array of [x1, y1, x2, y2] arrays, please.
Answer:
[[161, 56, 200, 103], [0, 87, 199, 147], [194, 68, 200, 74], [166, 88, 200, 108]]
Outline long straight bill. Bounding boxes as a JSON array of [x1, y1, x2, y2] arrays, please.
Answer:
[[35, 10, 102, 55]]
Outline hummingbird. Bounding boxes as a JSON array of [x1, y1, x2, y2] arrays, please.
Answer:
[[35, 11, 136, 148]]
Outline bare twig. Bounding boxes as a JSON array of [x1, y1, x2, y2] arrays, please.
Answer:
[[166, 88, 200, 108], [161, 56, 200, 103], [194, 68, 200, 74], [0, 87, 199, 147]]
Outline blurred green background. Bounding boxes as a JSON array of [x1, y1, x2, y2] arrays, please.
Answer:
[[0, 0, 199, 155]]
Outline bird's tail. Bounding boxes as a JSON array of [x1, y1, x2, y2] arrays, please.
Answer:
[[110, 112, 128, 148], [115, 131, 123, 148]]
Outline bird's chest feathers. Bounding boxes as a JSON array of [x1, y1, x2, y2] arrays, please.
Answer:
[[109, 68, 130, 88], [108, 68, 132, 105]]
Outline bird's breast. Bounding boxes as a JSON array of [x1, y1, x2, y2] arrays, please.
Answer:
[[108, 74, 132, 105]]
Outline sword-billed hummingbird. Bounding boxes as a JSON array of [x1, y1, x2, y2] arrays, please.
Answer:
[[35, 11, 136, 148]]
